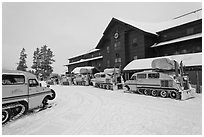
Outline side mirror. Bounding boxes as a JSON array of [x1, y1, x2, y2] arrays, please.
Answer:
[[39, 83, 42, 87]]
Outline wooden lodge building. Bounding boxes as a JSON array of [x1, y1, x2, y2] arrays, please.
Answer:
[[66, 9, 202, 85]]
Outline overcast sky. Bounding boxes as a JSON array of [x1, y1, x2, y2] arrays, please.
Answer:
[[2, 2, 202, 74]]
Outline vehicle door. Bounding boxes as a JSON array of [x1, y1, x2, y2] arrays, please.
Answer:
[[129, 75, 137, 91], [28, 78, 45, 109]]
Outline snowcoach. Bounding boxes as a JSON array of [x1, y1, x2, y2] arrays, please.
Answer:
[[72, 66, 94, 86], [91, 68, 124, 90], [124, 58, 195, 100], [2, 69, 56, 124]]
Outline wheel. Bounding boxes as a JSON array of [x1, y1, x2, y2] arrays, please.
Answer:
[[42, 97, 49, 107], [138, 88, 144, 94], [160, 90, 168, 98], [104, 85, 107, 89], [143, 89, 149, 95], [151, 90, 157, 97], [170, 91, 178, 99], [48, 89, 56, 100], [125, 85, 130, 91], [2, 109, 11, 124]]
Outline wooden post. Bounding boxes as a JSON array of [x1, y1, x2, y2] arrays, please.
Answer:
[[196, 71, 200, 93]]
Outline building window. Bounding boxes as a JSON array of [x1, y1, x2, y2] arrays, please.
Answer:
[[163, 35, 167, 38], [132, 38, 138, 46], [115, 58, 121, 63], [196, 46, 201, 52], [107, 60, 110, 67], [107, 46, 110, 53], [114, 41, 120, 50], [181, 49, 187, 54], [174, 51, 179, 55], [186, 28, 194, 35]]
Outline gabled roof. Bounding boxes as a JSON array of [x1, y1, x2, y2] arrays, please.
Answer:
[[113, 11, 201, 34], [104, 17, 158, 35], [96, 9, 201, 49]]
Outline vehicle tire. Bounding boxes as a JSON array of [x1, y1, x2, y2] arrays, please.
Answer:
[[170, 91, 178, 99], [42, 97, 49, 107], [125, 85, 130, 91], [48, 89, 56, 100], [144, 89, 149, 95], [160, 90, 168, 98], [138, 88, 144, 94], [151, 90, 157, 97], [2, 109, 11, 124]]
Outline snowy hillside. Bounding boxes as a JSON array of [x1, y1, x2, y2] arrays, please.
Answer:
[[2, 85, 202, 135]]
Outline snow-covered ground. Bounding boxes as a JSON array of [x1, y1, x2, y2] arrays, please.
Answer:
[[2, 85, 202, 135]]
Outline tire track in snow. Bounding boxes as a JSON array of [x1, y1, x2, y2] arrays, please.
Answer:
[[62, 86, 104, 134]]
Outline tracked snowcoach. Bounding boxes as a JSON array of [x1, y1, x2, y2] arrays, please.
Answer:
[[72, 66, 94, 86], [124, 58, 195, 100], [2, 69, 56, 124], [91, 68, 124, 90]]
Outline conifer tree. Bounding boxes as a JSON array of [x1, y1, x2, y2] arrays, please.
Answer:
[[31, 45, 55, 79], [17, 48, 28, 71]]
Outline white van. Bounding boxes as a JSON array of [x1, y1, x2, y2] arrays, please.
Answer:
[[2, 69, 56, 124]]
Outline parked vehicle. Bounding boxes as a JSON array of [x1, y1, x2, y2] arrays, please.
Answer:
[[72, 66, 94, 86], [124, 58, 195, 100], [2, 69, 56, 124], [91, 68, 124, 90]]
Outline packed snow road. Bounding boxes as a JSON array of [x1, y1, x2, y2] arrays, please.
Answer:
[[2, 85, 202, 135]]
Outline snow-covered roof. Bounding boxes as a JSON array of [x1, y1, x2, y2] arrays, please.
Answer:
[[68, 49, 101, 60], [71, 66, 94, 74], [67, 56, 103, 66], [123, 52, 202, 71], [115, 10, 201, 34], [114, 17, 158, 35], [156, 10, 202, 32], [151, 33, 202, 48]]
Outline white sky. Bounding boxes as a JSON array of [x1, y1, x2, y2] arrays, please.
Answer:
[[2, 2, 202, 74]]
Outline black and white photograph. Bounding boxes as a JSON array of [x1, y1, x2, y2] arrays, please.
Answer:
[[2, 1, 202, 135]]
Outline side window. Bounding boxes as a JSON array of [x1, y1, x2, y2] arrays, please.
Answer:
[[2, 74, 25, 85], [101, 74, 106, 78], [148, 73, 160, 79], [29, 79, 39, 87], [131, 76, 137, 80], [137, 74, 147, 79], [161, 80, 173, 87]]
